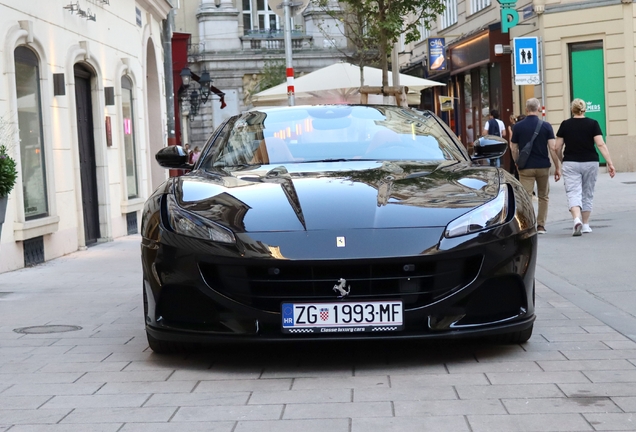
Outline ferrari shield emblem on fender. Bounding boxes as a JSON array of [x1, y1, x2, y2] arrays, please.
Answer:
[[336, 236, 345, 247]]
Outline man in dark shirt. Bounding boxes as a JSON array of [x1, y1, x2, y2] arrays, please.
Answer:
[[511, 98, 561, 234]]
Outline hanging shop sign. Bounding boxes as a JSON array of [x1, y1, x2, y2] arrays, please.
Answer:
[[439, 95, 453, 111], [428, 38, 447, 72]]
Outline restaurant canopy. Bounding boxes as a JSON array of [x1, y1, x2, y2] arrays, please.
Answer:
[[251, 61, 445, 106]]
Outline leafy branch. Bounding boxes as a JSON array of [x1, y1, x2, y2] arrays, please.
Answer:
[[313, 0, 446, 89], [0, 115, 18, 198]]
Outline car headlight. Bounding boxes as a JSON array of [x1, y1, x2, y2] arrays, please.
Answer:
[[166, 195, 236, 244], [444, 185, 509, 238]]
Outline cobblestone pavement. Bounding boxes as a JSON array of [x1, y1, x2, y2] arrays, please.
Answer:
[[0, 170, 635, 431]]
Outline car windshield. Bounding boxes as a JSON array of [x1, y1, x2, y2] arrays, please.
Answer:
[[202, 105, 467, 169]]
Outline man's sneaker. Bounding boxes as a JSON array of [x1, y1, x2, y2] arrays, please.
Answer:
[[537, 225, 547, 234], [582, 224, 592, 233], [573, 218, 582, 237]]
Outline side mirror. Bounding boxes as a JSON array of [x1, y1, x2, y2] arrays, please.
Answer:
[[155, 145, 192, 169], [472, 135, 508, 161]]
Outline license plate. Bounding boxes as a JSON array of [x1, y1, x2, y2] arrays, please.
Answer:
[[281, 301, 403, 334]]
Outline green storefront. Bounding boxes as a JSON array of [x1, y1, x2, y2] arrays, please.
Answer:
[[570, 41, 607, 163]]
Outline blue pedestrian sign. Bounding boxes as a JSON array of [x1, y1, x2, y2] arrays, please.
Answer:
[[514, 37, 540, 85]]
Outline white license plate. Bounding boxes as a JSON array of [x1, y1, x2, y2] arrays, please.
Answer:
[[281, 301, 403, 334]]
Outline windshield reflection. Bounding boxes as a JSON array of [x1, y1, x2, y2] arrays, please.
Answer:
[[202, 106, 467, 169]]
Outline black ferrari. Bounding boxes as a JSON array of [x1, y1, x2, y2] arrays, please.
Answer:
[[142, 105, 537, 353]]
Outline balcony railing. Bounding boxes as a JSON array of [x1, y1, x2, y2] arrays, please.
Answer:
[[241, 29, 313, 50]]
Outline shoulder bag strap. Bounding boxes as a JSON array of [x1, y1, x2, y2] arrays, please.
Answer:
[[525, 119, 543, 151]]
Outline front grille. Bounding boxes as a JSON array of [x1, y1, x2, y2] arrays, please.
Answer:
[[457, 275, 527, 325], [200, 255, 482, 312], [157, 285, 220, 325]]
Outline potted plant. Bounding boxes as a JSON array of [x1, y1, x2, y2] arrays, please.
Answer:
[[0, 116, 18, 240]]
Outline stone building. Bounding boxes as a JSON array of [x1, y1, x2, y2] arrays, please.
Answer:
[[0, 0, 172, 273], [400, 0, 636, 172], [172, 0, 348, 147]]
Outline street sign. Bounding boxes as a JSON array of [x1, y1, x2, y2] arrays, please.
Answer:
[[513, 37, 540, 85], [499, 0, 519, 33]]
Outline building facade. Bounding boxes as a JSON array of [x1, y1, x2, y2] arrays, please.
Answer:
[[532, 0, 636, 172], [0, 0, 172, 273], [172, 0, 348, 148], [401, 0, 636, 172]]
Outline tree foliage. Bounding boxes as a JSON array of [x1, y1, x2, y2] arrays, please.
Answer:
[[313, 0, 446, 89], [312, 1, 381, 85], [258, 58, 287, 92], [0, 116, 18, 198], [0, 145, 17, 198]]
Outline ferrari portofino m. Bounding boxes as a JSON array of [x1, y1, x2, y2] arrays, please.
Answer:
[[142, 105, 537, 353]]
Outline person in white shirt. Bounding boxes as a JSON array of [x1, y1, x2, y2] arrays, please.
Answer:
[[483, 109, 506, 167]]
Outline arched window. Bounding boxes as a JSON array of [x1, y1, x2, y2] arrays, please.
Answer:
[[121, 76, 138, 199], [14, 46, 48, 219]]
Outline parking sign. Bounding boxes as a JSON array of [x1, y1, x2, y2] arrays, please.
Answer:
[[514, 37, 540, 85]]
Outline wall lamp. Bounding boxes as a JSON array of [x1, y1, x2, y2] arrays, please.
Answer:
[[64, 2, 96, 21], [494, 44, 512, 56], [63, 2, 79, 13], [180, 67, 212, 118]]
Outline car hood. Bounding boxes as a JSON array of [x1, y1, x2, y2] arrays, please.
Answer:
[[175, 161, 501, 233]]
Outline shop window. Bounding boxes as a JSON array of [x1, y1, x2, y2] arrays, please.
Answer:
[[480, 65, 490, 133], [440, 0, 458, 30], [121, 76, 139, 199], [489, 63, 502, 115], [14, 46, 48, 220], [470, 0, 490, 15], [463, 73, 474, 146]]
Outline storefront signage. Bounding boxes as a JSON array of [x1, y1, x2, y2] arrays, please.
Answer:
[[428, 38, 447, 72], [522, 4, 535, 19], [498, 0, 519, 33], [513, 37, 540, 85], [570, 45, 606, 162], [449, 33, 489, 74], [439, 95, 453, 111]]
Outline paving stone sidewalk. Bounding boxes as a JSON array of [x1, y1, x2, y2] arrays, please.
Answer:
[[0, 169, 635, 431]]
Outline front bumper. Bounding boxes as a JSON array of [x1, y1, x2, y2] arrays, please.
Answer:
[[142, 223, 537, 344]]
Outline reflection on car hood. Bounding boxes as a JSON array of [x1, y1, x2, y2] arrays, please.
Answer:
[[175, 161, 500, 233]]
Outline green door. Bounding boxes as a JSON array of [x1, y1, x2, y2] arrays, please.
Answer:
[[570, 42, 606, 163]]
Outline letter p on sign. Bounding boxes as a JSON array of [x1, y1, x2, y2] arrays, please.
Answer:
[[502, 8, 519, 33]]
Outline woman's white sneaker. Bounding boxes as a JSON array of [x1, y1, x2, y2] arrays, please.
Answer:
[[573, 218, 582, 236], [582, 224, 592, 233]]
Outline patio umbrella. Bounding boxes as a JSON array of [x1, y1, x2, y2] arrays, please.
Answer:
[[251, 61, 445, 106]]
